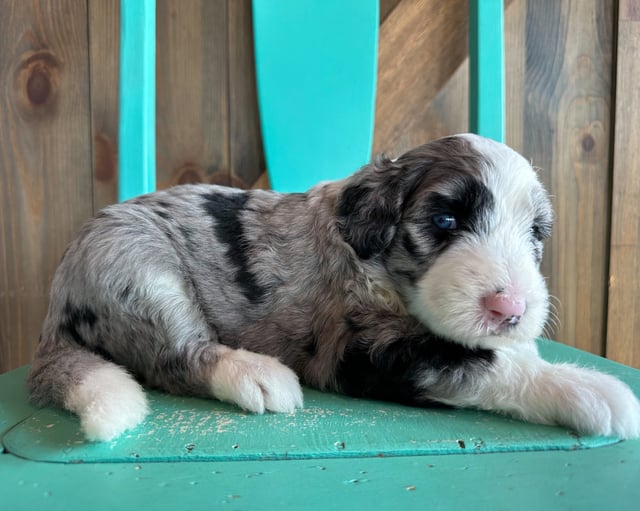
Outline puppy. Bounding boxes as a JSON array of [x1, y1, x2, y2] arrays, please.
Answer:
[[27, 134, 640, 441]]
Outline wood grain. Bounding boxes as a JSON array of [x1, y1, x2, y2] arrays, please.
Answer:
[[373, 0, 469, 155], [504, 0, 527, 152], [228, 0, 265, 189], [0, 0, 93, 372], [0, 0, 637, 371], [89, 0, 120, 210], [155, 0, 229, 188], [606, 0, 640, 367], [519, 0, 614, 355], [380, 0, 403, 22]]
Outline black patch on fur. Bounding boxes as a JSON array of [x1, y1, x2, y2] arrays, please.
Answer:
[[401, 229, 420, 258], [154, 209, 172, 221], [303, 336, 319, 357], [336, 184, 368, 217], [59, 301, 98, 347], [344, 316, 366, 335], [160, 225, 176, 243], [531, 214, 552, 263], [336, 183, 402, 260], [417, 176, 495, 245], [393, 268, 419, 283], [152, 200, 174, 221], [178, 225, 195, 241], [200, 192, 267, 303], [119, 284, 132, 301], [59, 302, 115, 361], [92, 342, 115, 362], [336, 335, 495, 407]]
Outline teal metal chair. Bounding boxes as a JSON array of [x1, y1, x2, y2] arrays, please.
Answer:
[[117, 0, 505, 200]]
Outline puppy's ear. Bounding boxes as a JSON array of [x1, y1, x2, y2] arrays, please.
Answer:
[[336, 156, 412, 259]]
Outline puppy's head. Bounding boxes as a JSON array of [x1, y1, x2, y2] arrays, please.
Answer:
[[336, 134, 553, 349]]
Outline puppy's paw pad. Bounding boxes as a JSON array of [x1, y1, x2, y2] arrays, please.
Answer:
[[210, 348, 303, 414]]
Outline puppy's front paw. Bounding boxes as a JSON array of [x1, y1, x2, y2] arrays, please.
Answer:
[[545, 366, 640, 439], [210, 348, 303, 414]]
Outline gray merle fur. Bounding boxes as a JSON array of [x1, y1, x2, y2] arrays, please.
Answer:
[[28, 135, 499, 411], [26, 134, 566, 437]]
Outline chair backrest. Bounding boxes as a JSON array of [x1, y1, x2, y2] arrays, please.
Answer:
[[117, 0, 504, 200], [118, 0, 156, 202], [252, 0, 379, 192], [469, 0, 505, 142]]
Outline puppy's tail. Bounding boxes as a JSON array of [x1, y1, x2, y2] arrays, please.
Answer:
[[26, 339, 149, 442]]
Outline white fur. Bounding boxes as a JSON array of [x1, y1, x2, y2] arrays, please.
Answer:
[[407, 135, 640, 438], [409, 135, 549, 349], [431, 341, 640, 439], [410, 238, 549, 349], [210, 346, 304, 414], [64, 365, 149, 442], [140, 271, 207, 346]]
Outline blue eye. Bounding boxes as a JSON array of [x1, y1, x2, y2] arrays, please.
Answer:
[[432, 214, 457, 230]]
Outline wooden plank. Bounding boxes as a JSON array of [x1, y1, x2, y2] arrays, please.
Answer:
[[520, 0, 614, 355], [606, 0, 640, 368], [228, 0, 265, 189], [0, 0, 93, 372], [89, 0, 120, 210], [373, 0, 468, 154], [155, 0, 229, 188], [504, 0, 527, 152]]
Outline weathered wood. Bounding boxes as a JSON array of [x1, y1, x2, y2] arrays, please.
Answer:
[[0, 0, 636, 371], [380, 0, 402, 22], [0, 0, 93, 372], [606, 0, 640, 368], [155, 0, 229, 188], [373, 0, 469, 155], [228, 0, 265, 189], [250, 170, 270, 190], [519, 0, 614, 356], [89, 0, 120, 210], [504, 0, 527, 152]]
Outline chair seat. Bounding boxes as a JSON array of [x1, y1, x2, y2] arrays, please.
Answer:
[[1, 339, 635, 464], [1, 339, 640, 509]]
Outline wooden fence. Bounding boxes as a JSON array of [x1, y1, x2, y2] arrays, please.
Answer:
[[1, 0, 638, 372]]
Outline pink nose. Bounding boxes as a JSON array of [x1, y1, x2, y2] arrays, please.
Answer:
[[483, 292, 526, 326]]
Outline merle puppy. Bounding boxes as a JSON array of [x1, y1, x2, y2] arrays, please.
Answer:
[[27, 134, 640, 441]]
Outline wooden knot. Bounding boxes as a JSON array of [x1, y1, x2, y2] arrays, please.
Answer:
[[175, 164, 204, 185], [15, 50, 61, 119], [209, 170, 244, 188], [581, 134, 595, 153], [173, 166, 245, 188]]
